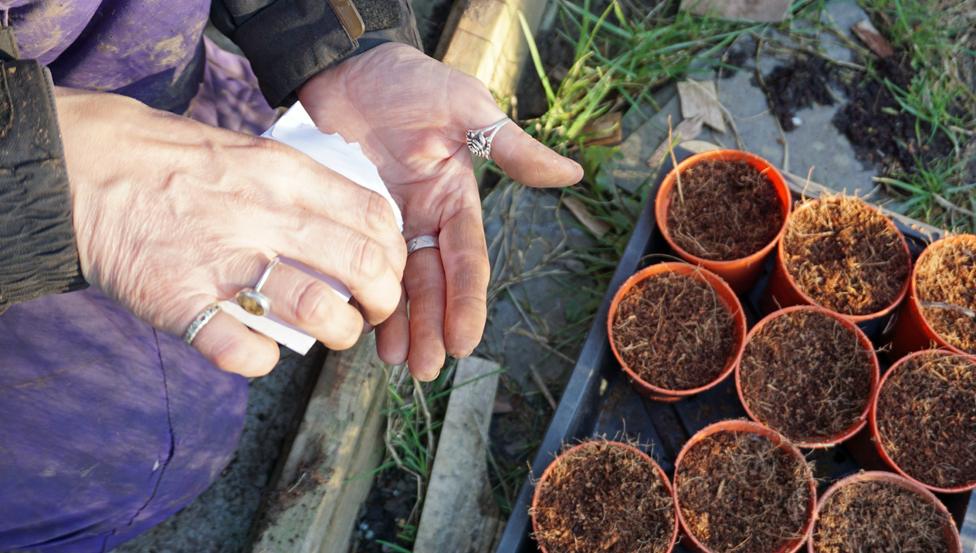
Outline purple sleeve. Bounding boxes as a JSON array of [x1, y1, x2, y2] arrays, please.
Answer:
[[10, 0, 209, 112]]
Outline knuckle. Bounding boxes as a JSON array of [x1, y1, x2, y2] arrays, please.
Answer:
[[394, 239, 408, 269], [365, 191, 396, 233], [350, 237, 386, 280], [294, 281, 331, 326]]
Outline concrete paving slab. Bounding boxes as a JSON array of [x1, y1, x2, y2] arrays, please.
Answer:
[[697, 0, 885, 199], [479, 184, 593, 391]]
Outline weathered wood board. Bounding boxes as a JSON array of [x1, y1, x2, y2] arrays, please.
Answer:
[[413, 357, 503, 553], [249, 334, 388, 553], [435, 0, 549, 97]]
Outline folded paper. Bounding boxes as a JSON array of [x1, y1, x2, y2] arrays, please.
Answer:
[[223, 103, 403, 354]]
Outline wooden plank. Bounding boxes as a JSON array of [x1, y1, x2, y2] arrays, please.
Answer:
[[413, 357, 503, 553], [248, 334, 388, 553], [435, 0, 549, 97]]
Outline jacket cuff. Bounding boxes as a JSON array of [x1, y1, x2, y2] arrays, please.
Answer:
[[228, 1, 358, 107], [0, 60, 87, 313], [213, 0, 412, 108]]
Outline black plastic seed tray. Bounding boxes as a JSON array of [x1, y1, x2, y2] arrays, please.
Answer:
[[495, 148, 976, 553]]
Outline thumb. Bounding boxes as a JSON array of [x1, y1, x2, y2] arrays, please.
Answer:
[[490, 122, 584, 188], [452, 73, 583, 188]]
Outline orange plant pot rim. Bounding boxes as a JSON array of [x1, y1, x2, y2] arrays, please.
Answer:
[[806, 471, 962, 553], [775, 198, 912, 323], [606, 262, 747, 398], [869, 349, 976, 493], [654, 149, 792, 270], [529, 440, 679, 553], [672, 419, 817, 553], [904, 234, 976, 356], [734, 305, 880, 448]]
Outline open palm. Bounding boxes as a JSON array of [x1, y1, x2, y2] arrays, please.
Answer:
[[299, 43, 583, 379]]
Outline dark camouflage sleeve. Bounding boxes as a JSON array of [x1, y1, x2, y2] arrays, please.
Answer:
[[210, 0, 421, 107], [0, 59, 87, 314]]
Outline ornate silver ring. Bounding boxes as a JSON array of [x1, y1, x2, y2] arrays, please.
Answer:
[[184, 303, 221, 345], [465, 118, 510, 159], [407, 235, 439, 255], [235, 256, 280, 317]]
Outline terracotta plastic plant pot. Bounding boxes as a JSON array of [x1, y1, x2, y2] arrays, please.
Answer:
[[890, 234, 976, 359], [673, 420, 817, 553], [607, 262, 747, 402], [768, 200, 911, 325], [530, 441, 679, 553], [869, 349, 976, 494], [807, 471, 962, 553], [655, 150, 792, 293], [734, 305, 880, 448]]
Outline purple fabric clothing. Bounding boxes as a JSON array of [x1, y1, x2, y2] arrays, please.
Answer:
[[2, 6, 275, 551], [10, 1, 209, 112], [186, 37, 277, 134], [0, 289, 248, 553]]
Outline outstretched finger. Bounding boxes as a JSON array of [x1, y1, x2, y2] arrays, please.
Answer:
[[450, 71, 583, 188], [489, 123, 584, 188], [439, 205, 490, 358], [376, 284, 409, 365], [403, 248, 447, 381]]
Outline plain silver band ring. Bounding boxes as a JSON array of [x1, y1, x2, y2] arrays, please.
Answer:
[[184, 303, 221, 345], [466, 118, 510, 159], [407, 235, 439, 254]]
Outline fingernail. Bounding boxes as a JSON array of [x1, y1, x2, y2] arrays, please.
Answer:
[[418, 369, 441, 382]]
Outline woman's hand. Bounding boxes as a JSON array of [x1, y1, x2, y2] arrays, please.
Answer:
[[57, 88, 407, 377], [298, 43, 584, 380]]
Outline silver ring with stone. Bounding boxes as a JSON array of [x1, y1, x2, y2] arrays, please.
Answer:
[[465, 118, 510, 159], [235, 256, 280, 317], [184, 302, 221, 345], [407, 235, 439, 255]]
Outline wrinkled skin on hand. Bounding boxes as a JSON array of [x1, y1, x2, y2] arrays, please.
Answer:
[[59, 88, 408, 377], [299, 43, 584, 380]]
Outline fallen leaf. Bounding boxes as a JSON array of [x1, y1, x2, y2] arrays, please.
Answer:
[[677, 80, 726, 133], [562, 196, 611, 238], [852, 19, 895, 58], [647, 116, 704, 168], [582, 111, 623, 146]]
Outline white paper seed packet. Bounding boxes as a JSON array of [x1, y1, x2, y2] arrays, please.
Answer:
[[222, 103, 403, 354]]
